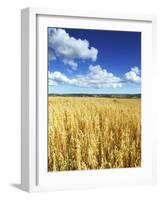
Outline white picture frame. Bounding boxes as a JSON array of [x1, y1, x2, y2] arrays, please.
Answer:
[[21, 7, 157, 192]]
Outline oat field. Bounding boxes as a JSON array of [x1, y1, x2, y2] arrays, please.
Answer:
[[48, 96, 141, 172]]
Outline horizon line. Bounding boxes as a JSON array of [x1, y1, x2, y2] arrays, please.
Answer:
[[48, 93, 141, 95]]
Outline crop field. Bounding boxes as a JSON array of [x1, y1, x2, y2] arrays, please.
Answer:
[[48, 96, 141, 172]]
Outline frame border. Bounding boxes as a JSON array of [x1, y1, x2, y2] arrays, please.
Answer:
[[21, 7, 157, 192]]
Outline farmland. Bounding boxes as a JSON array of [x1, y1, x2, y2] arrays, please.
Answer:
[[48, 96, 141, 172]]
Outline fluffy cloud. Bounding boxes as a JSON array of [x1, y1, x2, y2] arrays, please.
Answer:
[[48, 47, 56, 61], [48, 79, 57, 86], [131, 66, 140, 74], [49, 71, 71, 83], [48, 28, 98, 70], [49, 65, 122, 89], [124, 66, 141, 84]]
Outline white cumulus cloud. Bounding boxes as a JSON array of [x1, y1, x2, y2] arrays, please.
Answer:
[[48, 79, 58, 86], [48, 71, 71, 83], [49, 65, 122, 89], [124, 66, 141, 84], [48, 48, 56, 61], [48, 28, 98, 70]]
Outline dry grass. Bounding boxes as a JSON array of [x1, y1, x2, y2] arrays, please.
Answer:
[[48, 96, 141, 172]]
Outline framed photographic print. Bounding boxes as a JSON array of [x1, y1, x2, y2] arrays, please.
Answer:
[[21, 7, 156, 192]]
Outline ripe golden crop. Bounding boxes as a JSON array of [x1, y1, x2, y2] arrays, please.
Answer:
[[48, 97, 141, 172]]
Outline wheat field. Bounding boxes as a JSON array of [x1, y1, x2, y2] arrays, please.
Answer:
[[48, 96, 141, 172]]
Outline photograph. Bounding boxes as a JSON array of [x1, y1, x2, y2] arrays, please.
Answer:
[[47, 27, 141, 172]]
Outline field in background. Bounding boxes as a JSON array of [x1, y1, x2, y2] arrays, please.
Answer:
[[48, 96, 141, 172]]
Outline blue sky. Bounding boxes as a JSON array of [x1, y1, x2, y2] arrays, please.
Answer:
[[48, 28, 141, 94]]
